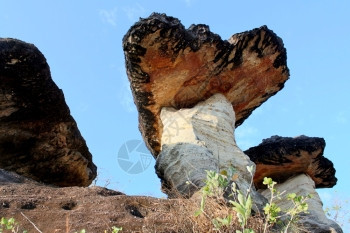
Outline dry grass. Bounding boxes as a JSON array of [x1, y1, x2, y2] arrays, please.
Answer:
[[139, 184, 314, 233], [142, 186, 267, 233], [171, 196, 265, 232], [157, 197, 314, 233]]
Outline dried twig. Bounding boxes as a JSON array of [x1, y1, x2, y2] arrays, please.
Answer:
[[20, 212, 43, 233]]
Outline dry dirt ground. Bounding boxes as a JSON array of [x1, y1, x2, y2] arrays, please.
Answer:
[[0, 181, 196, 233], [4, 171, 336, 233], [0, 170, 267, 233]]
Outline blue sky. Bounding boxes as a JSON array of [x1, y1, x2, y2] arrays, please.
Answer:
[[1, 0, 349, 227]]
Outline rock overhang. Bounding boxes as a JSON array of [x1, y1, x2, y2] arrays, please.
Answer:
[[244, 135, 337, 189], [123, 13, 290, 156]]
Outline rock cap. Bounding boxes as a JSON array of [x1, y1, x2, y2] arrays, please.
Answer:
[[244, 135, 337, 189], [123, 13, 289, 156]]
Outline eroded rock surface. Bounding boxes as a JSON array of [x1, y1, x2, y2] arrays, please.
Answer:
[[123, 13, 289, 156], [0, 38, 96, 186], [244, 135, 337, 189], [156, 143, 218, 197], [156, 94, 265, 209], [0, 169, 202, 233], [260, 174, 343, 233]]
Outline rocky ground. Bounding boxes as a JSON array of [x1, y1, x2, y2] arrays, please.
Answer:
[[0, 169, 265, 233], [0, 175, 185, 232]]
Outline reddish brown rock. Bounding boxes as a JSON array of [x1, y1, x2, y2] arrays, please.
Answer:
[[244, 135, 337, 189], [0, 38, 96, 186], [123, 13, 289, 156]]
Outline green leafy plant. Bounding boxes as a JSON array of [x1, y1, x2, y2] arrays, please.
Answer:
[[74, 230, 86, 233], [262, 177, 281, 232], [194, 166, 256, 232], [230, 189, 253, 232], [229, 166, 255, 233], [0, 217, 27, 233], [212, 215, 232, 231], [262, 177, 311, 233], [194, 169, 233, 217], [194, 165, 314, 233], [236, 229, 255, 233], [75, 230, 86, 233], [283, 193, 311, 232], [110, 226, 123, 233]]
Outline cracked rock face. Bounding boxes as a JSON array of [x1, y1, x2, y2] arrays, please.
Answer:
[[0, 38, 96, 187], [123, 13, 289, 156], [244, 135, 337, 189]]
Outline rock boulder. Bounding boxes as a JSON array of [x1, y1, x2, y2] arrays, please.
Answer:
[[0, 38, 96, 187]]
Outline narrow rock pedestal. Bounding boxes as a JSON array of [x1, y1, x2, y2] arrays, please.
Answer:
[[155, 94, 262, 206]]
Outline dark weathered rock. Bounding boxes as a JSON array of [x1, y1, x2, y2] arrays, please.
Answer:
[[244, 135, 337, 189], [300, 216, 343, 233], [0, 168, 36, 184], [0, 38, 96, 187], [123, 13, 289, 156]]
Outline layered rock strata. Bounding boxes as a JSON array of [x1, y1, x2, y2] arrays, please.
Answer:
[[0, 38, 96, 186], [123, 13, 289, 156]]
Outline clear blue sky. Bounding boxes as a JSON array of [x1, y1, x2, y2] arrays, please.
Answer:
[[1, 0, 349, 227]]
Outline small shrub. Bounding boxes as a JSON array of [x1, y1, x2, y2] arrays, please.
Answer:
[[229, 166, 255, 233], [194, 166, 256, 232], [262, 177, 311, 233], [194, 167, 312, 233]]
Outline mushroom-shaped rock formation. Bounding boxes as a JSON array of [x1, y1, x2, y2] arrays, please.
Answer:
[[123, 13, 289, 156], [0, 38, 97, 187], [244, 135, 337, 189]]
